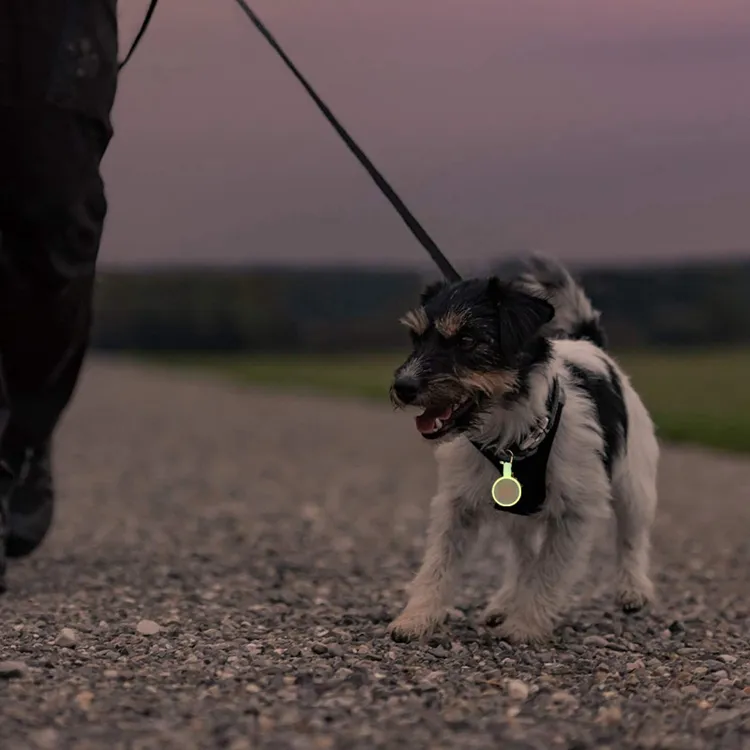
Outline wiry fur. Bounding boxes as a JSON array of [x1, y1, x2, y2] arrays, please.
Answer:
[[516, 254, 607, 348], [387, 255, 659, 644]]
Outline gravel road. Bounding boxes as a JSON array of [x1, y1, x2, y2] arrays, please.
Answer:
[[1, 360, 750, 750]]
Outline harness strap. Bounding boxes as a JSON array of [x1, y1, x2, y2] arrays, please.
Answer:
[[470, 378, 566, 516]]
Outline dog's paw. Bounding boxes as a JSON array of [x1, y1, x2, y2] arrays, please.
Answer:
[[482, 589, 516, 627], [617, 577, 654, 614], [496, 612, 554, 645], [387, 610, 441, 643], [483, 610, 506, 628], [617, 588, 651, 614], [482, 603, 510, 628]]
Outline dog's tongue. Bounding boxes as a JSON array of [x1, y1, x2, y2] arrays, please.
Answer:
[[416, 405, 453, 434]]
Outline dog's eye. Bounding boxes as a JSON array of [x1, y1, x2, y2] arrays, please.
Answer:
[[460, 335, 475, 349]]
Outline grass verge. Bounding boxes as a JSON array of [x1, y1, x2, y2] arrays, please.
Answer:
[[149, 349, 750, 455]]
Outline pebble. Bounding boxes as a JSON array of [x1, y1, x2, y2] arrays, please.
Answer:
[[704, 659, 726, 671], [0, 660, 27, 679], [583, 635, 609, 648], [597, 705, 623, 725], [55, 628, 79, 648], [605, 642, 629, 652], [550, 690, 577, 705], [136, 619, 161, 636], [719, 654, 738, 664], [29, 728, 59, 749], [506, 679, 530, 701], [75, 690, 95, 711], [702, 708, 747, 729]]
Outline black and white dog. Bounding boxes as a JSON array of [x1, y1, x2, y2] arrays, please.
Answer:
[[387, 256, 658, 644]]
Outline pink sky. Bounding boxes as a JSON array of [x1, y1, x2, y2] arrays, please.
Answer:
[[105, 0, 750, 270]]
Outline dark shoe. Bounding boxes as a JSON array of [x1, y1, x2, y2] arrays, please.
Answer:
[[0, 459, 18, 593], [6, 441, 54, 559]]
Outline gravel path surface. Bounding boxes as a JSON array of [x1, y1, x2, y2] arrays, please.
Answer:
[[1, 360, 750, 749]]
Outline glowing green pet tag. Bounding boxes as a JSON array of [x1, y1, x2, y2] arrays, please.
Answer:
[[492, 460, 522, 508]]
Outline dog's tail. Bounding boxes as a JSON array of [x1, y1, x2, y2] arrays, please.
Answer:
[[515, 254, 607, 349]]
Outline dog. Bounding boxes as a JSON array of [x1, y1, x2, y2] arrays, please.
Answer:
[[387, 255, 658, 644]]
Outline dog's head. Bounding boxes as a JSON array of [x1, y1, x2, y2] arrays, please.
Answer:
[[390, 277, 554, 441]]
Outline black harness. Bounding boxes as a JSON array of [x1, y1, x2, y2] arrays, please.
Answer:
[[470, 378, 565, 516]]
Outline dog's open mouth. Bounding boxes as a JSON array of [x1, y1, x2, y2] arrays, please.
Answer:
[[415, 397, 474, 440]]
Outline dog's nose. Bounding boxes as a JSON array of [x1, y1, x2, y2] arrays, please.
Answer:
[[393, 376, 420, 404]]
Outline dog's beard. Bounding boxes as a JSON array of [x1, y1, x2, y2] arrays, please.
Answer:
[[391, 369, 518, 441]]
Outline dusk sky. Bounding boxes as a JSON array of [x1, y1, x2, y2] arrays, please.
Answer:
[[107, 0, 750, 271]]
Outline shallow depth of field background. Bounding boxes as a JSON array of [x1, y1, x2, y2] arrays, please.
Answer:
[[104, 0, 750, 455], [94, 261, 750, 456], [146, 348, 750, 455]]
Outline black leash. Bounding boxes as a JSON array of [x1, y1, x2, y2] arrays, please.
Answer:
[[230, 0, 462, 284], [119, 0, 161, 71]]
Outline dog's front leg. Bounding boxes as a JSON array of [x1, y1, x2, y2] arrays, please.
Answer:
[[498, 511, 596, 644], [388, 493, 480, 642], [483, 520, 540, 626]]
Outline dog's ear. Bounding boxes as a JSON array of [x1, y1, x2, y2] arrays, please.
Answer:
[[487, 277, 555, 357], [420, 280, 447, 306]]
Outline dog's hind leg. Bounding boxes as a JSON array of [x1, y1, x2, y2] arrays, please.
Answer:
[[611, 465, 657, 613]]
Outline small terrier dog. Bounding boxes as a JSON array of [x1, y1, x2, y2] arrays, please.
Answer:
[[387, 256, 658, 644]]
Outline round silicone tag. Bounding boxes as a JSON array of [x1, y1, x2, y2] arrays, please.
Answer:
[[491, 461, 522, 507]]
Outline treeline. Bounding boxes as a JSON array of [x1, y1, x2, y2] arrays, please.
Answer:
[[92, 268, 423, 352], [91, 258, 750, 353]]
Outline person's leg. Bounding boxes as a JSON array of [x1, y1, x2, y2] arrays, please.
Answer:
[[0, 0, 118, 585]]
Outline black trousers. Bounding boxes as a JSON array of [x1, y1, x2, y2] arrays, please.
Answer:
[[0, 0, 118, 471]]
